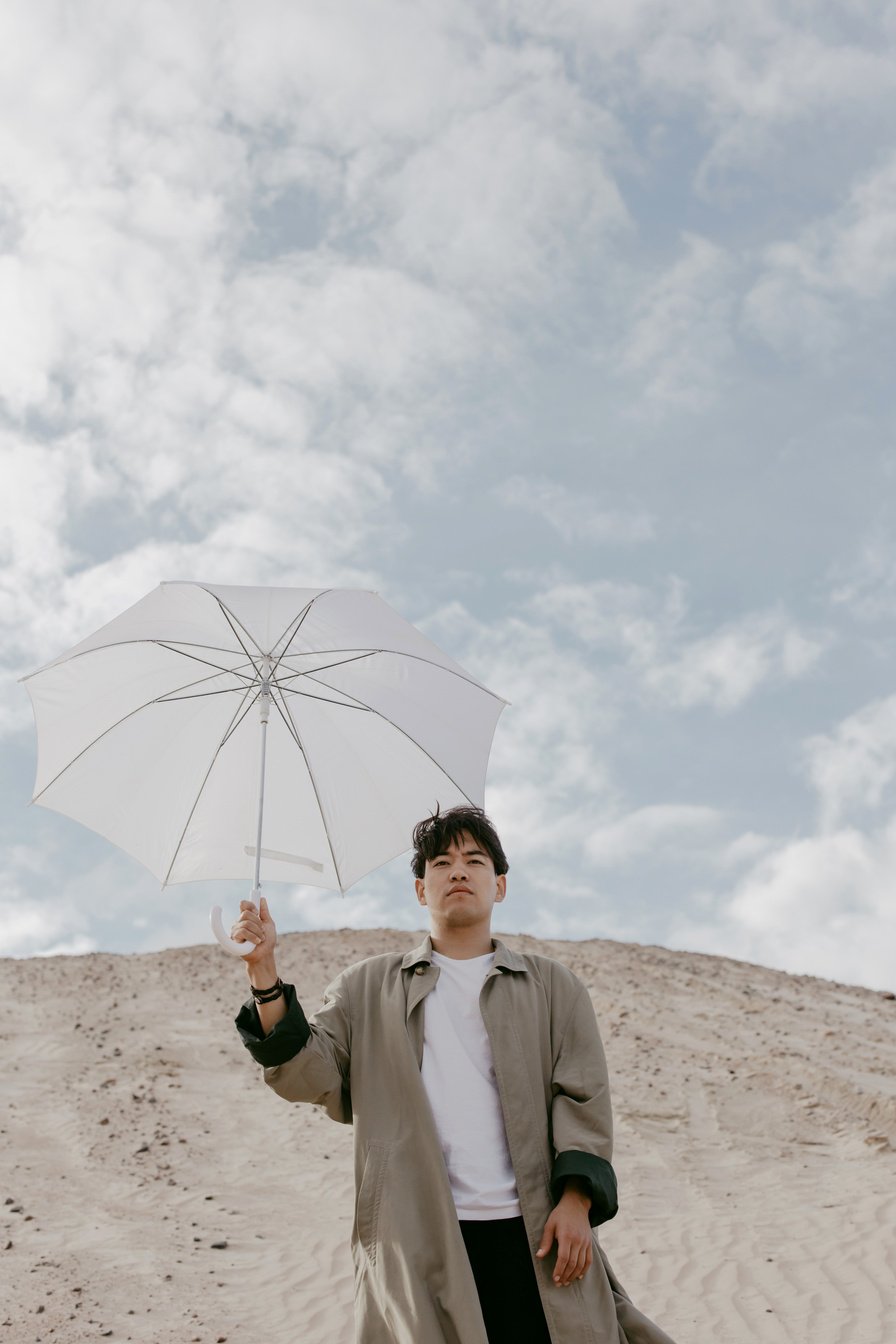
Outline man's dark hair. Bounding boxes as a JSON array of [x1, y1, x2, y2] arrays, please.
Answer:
[[410, 805, 509, 879]]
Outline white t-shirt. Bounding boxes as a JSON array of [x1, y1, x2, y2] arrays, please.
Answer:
[[420, 950, 521, 1220]]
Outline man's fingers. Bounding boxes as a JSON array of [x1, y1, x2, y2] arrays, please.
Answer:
[[555, 1238, 591, 1286], [553, 1237, 573, 1284], [231, 928, 258, 945], [230, 911, 265, 944], [538, 1210, 593, 1284], [535, 1217, 556, 1259]]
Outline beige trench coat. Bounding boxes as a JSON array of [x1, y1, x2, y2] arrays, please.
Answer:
[[237, 936, 677, 1344]]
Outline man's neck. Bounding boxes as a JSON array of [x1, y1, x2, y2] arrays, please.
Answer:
[[429, 924, 495, 960]]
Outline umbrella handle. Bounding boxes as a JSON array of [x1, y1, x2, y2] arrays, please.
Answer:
[[209, 904, 256, 958]]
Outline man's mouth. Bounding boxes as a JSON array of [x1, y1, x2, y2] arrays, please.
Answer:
[[448, 887, 472, 896]]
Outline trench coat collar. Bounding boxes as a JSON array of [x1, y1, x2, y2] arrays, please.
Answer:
[[401, 933, 529, 974]]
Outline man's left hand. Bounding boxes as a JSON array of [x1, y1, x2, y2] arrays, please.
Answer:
[[535, 1182, 593, 1286]]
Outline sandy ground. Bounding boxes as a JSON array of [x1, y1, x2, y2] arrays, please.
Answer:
[[2, 928, 894, 1344]]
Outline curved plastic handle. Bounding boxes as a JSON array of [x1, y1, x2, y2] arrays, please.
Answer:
[[210, 903, 256, 957]]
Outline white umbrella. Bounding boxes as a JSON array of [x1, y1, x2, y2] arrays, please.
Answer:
[[23, 581, 506, 954]]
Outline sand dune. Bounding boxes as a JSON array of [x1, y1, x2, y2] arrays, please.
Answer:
[[2, 930, 894, 1343]]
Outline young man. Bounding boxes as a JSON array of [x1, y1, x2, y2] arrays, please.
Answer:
[[234, 806, 677, 1344]]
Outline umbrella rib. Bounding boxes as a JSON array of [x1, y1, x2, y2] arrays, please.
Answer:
[[152, 662, 258, 700], [269, 690, 303, 752], [269, 589, 334, 675], [158, 686, 258, 703], [161, 684, 261, 886], [194, 585, 266, 662], [276, 686, 370, 710], [269, 602, 318, 669], [274, 650, 377, 684], [219, 688, 267, 749], [208, 603, 264, 674], [304, 674, 477, 806], [281, 647, 508, 704], [154, 644, 258, 683], [21, 640, 262, 681], [31, 670, 256, 803], [31, 702, 156, 802], [270, 686, 345, 892], [364, 650, 508, 702]]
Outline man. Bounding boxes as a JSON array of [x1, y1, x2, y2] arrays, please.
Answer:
[[234, 806, 677, 1344]]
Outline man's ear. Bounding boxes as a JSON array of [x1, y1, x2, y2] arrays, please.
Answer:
[[415, 877, 427, 907], [494, 873, 507, 904]]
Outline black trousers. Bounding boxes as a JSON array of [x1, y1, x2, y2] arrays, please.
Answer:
[[459, 1217, 552, 1344]]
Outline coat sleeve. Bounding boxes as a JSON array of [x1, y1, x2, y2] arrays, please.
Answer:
[[549, 979, 618, 1227], [234, 974, 353, 1125]]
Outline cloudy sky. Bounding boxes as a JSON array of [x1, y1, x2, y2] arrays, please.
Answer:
[[3, 0, 896, 990]]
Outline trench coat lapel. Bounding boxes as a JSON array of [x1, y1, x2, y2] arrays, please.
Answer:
[[402, 934, 437, 1067], [400, 934, 530, 1066], [400, 933, 529, 978]]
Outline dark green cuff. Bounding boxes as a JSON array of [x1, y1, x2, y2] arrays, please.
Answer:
[[551, 1151, 618, 1226], [234, 982, 311, 1067]]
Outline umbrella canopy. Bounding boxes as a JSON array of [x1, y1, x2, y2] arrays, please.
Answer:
[[23, 582, 506, 901]]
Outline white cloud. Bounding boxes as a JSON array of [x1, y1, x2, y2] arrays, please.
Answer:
[[671, 693, 896, 990], [0, 841, 278, 959], [673, 823, 896, 991], [803, 695, 896, 830], [616, 234, 737, 408], [223, 10, 630, 307], [0, 436, 82, 584], [585, 804, 724, 866], [715, 830, 776, 870], [224, 257, 480, 406], [661, 25, 894, 189], [829, 532, 896, 622], [221, 1, 485, 147], [744, 152, 896, 357], [497, 476, 653, 544], [644, 609, 826, 711], [373, 48, 627, 306], [0, 860, 94, 958], [507, 2, 896, 183], [529, 575, 681, 653], [420, 599, 619, 869], [530, 579, 828, 711], [285, 879, 422, 934]]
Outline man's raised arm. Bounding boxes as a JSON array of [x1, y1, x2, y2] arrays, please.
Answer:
[[232, 899, 353, 1123], [232, 896, 286, 1035]]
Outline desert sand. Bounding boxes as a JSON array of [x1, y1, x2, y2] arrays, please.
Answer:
[[2, 928, 894, 1344]]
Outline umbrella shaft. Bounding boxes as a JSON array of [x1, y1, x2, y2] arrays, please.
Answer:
[[253, 672, 272, 898]]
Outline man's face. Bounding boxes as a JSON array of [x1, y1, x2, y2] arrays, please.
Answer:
[[414, 832, 506, 929]]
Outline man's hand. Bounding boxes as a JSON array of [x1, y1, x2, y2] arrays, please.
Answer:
[[231, 897, 278, 970], [535, 1182, 593, 1287], [232, 898, 286, 1035]]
